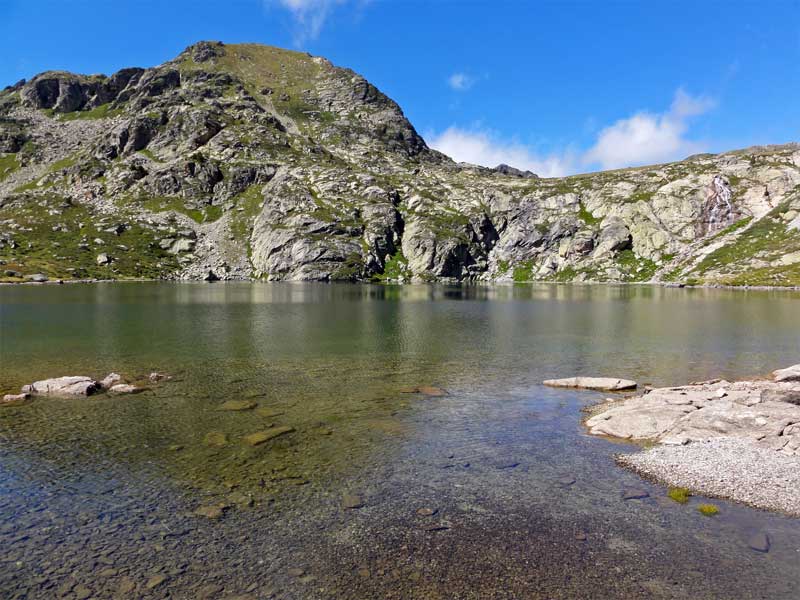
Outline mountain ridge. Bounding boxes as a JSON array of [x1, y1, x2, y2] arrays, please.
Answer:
[[1, 41, 799, 286]]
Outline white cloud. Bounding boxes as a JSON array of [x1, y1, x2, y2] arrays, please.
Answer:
[[583, 89, 715, 170], [428, 89, 716, 176], [427, 126, 577, 178], [447, 72, 475, 91], [267, 0, 346, 45]]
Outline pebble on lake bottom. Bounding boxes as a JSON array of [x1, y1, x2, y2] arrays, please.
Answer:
[[747, 532, 770, 553], [342, 494, 364, 509], [145, 574, 167, 589], [622, 489, 650, 500], [219, 400, 258, 411]]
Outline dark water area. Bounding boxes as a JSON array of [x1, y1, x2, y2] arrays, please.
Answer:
[[1, 282, 799, 598]]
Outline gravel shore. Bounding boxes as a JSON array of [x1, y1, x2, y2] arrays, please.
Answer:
[[618, 438, 800, 516]]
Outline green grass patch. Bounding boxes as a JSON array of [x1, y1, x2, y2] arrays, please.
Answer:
[[57, 103, 123, 121], [140, 196, 223, 224], [137, 148, 163, 162], [496, 259, 510, 275], [0, 195, 178, 279], [702, 216, 753, 245], [554, 266, 578, 282], [578, 201, 601, 225], [512, 260, 535, 282], [376, 249, 411, 281], [625, 190, 654, 204], [48, 155, 79, 172], [615, 249, 658, 281], [228, 184, 266, 250], [694, 204, 799, 277], [0, 153, 20, 182]]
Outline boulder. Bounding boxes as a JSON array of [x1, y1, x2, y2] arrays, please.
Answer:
[[543, 377, 637, 391], [22, 376, 101, 397], [96, 253, 111, 265], [773, 364, 800, 382], [169, 238, 195, 254], [27, 273, 48, 283], [100, 373, 123, 389]]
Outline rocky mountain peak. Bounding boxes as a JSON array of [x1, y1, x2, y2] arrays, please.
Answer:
[[0, 42, 799, 286]]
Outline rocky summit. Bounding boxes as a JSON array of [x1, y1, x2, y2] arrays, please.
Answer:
[[1, 41, 799, 285]]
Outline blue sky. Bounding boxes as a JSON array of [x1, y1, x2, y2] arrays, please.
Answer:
[[1, 0, 799, 176]]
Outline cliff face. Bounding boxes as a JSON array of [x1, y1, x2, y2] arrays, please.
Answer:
[[1, 41, 799, 286]]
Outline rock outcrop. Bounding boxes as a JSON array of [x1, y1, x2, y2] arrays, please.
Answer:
[[585, 366, 800, 455], [1, 41, 799, 286], [580, 364, 800, 516]]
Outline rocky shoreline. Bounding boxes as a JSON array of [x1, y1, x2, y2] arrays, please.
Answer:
[[576, 364, 800, 516], [3, 277, 800, 292]]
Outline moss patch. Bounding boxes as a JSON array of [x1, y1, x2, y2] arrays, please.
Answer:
[[697, 503, 719, 516], [667, 487, 691, 504]]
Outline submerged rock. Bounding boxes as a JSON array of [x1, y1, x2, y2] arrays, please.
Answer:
[[243, 426, 294, 446], [108, 383, 143, 395], [219, 399, 257, 411], [400, 385, 448, 396], [193, 504, 226, 520], [203, 431, 228, 447], [622, 489, 650, 500], [342, 494, 364, 509], [2, 392, 30, 405], [544, 377, 637, 391], [747, 532, 770, 553], [418, 386, 448, 397], [22, 376, 101, 397], [100, 372, 123, 389]]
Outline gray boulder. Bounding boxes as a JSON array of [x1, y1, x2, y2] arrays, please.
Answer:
[[22, 376, 101, 397], [544, 377, 637, 391], [773, 364, 800, 382]]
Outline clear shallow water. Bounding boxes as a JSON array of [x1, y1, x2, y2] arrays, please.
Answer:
[[1, 282, 799, 598]]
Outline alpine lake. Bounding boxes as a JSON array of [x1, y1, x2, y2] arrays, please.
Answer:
[[1, 282, 799, 599]]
